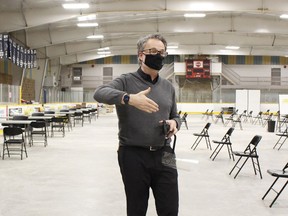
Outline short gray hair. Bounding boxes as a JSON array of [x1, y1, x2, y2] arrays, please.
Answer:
[[137, 34, 167, 54]]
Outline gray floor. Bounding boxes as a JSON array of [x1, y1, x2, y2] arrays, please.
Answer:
[[0, 113, 287, 216]]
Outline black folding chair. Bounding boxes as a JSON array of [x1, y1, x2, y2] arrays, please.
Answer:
[[253, 111, 263, 125], [210, 127, 234, 161], [51, 117, 65, 137], [30, 121, 48, 147], [262, 113, 273, 127], [229, 135, 262, 179], [180, 112, 188, 130], [214, 110, 224, 124], [206, 110, 214, 121], [273, 128, 288, 150], [262, 162, 288, 207], [74, 112, 84, 127], [82, 110, 91, 124], [246, 110, 253, 123], [90, 108, 98, 120], [2, 127, 28, 160], [232, 114, 243, 130], [191, 123, 212, 150], [31, 112, 45, 116], [201, 109, 209, 119], [224, 110, 237, 127]]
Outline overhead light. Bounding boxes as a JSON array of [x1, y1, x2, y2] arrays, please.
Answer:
[[97, 51, 111, 55], [87, 35, 104, 39], [255, 28, 269, 33], [97, 47, 110, 51], [280, 14, 288, 19], [78, 14, 96, 21], [77, 23, 98, 27], [225, 46, 240, 50], [62, 3, 89, 9], [167, 45, 178, 49], [184, 13, 206, 18]]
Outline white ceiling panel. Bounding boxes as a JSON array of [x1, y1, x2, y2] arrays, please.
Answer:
[[1, 0, 288, 65]]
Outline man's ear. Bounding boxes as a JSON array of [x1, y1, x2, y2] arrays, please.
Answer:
[[138, 52, 144, 63]]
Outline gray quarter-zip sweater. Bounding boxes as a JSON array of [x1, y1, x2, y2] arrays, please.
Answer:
[[93, 68, 181, 147]]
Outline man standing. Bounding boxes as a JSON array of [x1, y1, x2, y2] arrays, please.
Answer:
[[94, 34, 181, 216]]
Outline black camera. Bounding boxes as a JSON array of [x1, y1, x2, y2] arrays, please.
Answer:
[[162, 120, 170, 136]]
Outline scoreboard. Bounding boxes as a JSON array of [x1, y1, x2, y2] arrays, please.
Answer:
[[186, 59, 211, 78]]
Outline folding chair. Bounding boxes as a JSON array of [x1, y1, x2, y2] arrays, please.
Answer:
[[2, 127, 28, 160], [90, 108, 98, 121], [31, 112, 44, 116], [51, 117, 65, 137], [273, 128, 288, 150], [12, 115, 29, 137], [229, 135, 262, 179], [191, 123, 212, 150], [30, 121, 48, 147], [74, 112, 84, 127], [180, 112, 188, 130], [82, 110, 91, 124], [201, 109, 209, 119], [263, 109, 270, 118], [246, 110, 253, 123], [206, 110, 214, 121], [277, 115, 288, 132], [241, 110, 247, 119], [232, 114, 243, 130], [262, 162, 288, 208], [242, 110, 249, 123], [210, 127, 234, 161], [214, 110, 224, 124], [224, 109, 238, 126], [253, 111, 263, 125], [262, 113, 273, 127]]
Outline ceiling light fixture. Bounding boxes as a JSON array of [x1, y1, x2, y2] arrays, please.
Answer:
[[167, 45, 179, 49], [97, 47, 110, 51], [184, 13, 206, 18], [62, 3, 89, 9], [87, 35, 104, 39], [280, 14, 288, 19], [97, 51, 111, 55], [78, 14, 97, 21], [77, 23, 98, 27], [225, 46, 240, 50]]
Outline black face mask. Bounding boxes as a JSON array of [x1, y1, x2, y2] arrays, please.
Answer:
[[144, 53, 164, 70]]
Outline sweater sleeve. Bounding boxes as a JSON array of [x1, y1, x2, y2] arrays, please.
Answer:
[[93, 75, 127, 105]]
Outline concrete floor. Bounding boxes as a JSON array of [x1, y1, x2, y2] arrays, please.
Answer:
[[0, 113, 287, 216]]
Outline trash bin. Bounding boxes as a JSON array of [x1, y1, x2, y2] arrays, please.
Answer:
[[267, 120, 276, 132]]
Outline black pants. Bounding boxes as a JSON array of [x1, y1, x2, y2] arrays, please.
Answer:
[[118, 145, 178, 216]]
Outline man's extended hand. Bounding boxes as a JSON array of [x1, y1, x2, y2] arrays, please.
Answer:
[[129, 87, 159, 113]]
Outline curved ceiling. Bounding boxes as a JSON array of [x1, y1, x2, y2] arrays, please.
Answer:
[[1, 0, 288, 65]]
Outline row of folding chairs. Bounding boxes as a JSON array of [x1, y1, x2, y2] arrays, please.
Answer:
[[1, 108, 99, 160], [191, 123, 262, 178], [191, 121, 288, 208], [203, 109, 280, 131]]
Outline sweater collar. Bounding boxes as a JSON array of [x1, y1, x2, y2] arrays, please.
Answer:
[[137, 68, 159, 84]]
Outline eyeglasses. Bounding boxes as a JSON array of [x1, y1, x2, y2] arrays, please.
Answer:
[[142, 48, 168, 57]]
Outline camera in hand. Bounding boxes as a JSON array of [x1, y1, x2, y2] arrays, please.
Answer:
[[162, 120, 170, 136]]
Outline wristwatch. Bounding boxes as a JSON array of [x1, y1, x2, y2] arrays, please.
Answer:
[[123, 94, 130, 105]]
